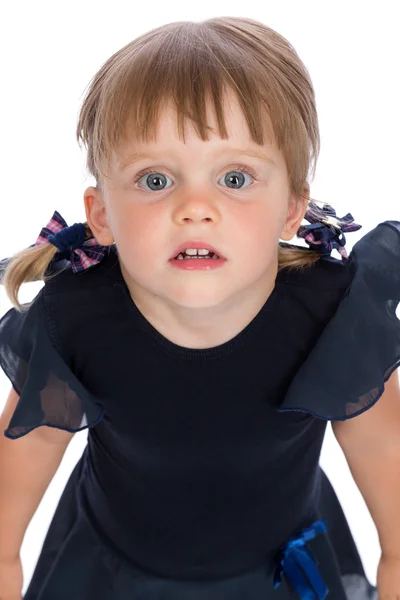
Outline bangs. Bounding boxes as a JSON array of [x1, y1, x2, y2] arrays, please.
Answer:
[[84, 23, 281, 181]]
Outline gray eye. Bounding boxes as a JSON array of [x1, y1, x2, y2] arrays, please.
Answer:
[[219, 170, 252, 189], [140, 173, 172, 191]]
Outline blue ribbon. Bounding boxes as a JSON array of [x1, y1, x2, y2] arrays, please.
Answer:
[[273, 519, 329, 599]]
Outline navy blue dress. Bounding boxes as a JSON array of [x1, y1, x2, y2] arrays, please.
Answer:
[[1, 220, 399, 599]]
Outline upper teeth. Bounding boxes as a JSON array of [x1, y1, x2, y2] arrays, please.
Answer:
[[184, 248, 212, 255]]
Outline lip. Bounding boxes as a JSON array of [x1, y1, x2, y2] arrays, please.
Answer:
[[170, 241, 226, 260]]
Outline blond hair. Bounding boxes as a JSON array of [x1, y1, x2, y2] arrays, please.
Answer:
[[3, 16, 328, 312]]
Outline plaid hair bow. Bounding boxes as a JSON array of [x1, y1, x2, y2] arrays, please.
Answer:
[[34, 210, 109, 273], [297, 202, 362, 260]]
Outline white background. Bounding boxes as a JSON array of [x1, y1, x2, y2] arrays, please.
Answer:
[[0, 0, 399, 593]]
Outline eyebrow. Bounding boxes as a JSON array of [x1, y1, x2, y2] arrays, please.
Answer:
[[120, 148, 277, 170]]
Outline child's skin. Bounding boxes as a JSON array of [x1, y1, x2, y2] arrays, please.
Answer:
[[83, 89, 309, 349]]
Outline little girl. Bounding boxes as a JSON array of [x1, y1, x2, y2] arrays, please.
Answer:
[[0, 15, 398, 600]]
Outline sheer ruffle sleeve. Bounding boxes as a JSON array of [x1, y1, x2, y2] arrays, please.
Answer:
[[276, 220, 400, 421], [0, 288, 105, 439]]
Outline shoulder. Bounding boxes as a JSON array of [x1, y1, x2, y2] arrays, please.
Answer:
[[275, 243, 355, 325], [276, 218, 400, 318], [275, 220, 400, 421], [39, 244, 126, 356], [43, 243, 122, 296]]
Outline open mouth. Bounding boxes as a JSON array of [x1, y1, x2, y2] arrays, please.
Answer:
[[174, 251, 221, 260]]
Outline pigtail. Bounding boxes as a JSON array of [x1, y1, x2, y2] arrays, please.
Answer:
[[277, 244, 321, 272], [0, 222, 93, 313]]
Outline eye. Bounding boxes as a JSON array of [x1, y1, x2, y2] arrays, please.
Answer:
[[133, 165, 258, 192]]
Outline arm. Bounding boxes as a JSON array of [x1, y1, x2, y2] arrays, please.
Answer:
[[0, 387, 74, 561], [332, 368, 400, 558]]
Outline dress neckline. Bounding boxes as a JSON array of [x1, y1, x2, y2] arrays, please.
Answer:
[[111, 251, 281, 359], [105, 243, 349, 359]]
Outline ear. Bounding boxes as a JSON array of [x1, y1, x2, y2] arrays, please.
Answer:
[[280, 184, 310, 242], [84, 186, 115, 246]]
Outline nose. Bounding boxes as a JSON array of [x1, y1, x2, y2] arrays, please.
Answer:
[[172, 192, 221, 224]]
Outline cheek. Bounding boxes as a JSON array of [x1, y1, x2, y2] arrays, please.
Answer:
[[234, 209, 279, 254], [230, 210, 281, 274], [115, 207, 165, 262]]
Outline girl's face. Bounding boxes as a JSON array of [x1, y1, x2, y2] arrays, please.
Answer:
[[84, 91, 308, 331]]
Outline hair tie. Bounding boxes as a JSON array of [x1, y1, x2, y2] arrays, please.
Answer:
[[297, 201, 362, 260], [34, 210, 110, 273]]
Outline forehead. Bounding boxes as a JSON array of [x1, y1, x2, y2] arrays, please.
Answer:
[[117, 146, 278, 172], [113, 95, 280, 171]]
